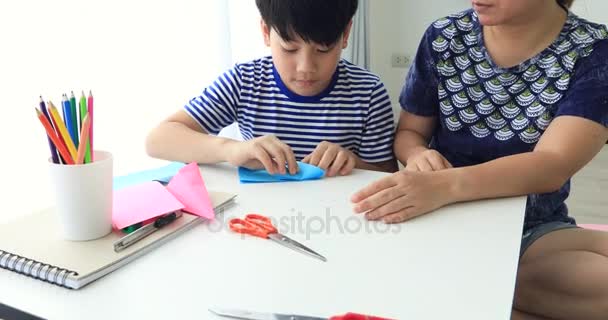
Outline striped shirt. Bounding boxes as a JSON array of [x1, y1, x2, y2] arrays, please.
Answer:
[[184, 56, 395, 162]]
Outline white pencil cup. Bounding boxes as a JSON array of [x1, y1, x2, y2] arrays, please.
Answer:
[[48, 150, 113, 241]]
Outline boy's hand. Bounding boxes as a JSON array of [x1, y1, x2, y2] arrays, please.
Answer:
[[226, 135, 298, 175], [405, 149, 452, 172], [302, 141, 357, 177]]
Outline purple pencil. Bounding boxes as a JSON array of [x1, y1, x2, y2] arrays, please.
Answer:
[[39, 96, 60, 164]]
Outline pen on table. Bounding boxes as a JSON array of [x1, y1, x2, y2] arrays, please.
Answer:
[[35, 108, 74, 165], [88, 90, 94, 162], [113, 211, 183, 253], [48, 100, 78, 161], [80, 91, 91, 163], [69, 91, 79, 147], [39, 96, 60, 164]]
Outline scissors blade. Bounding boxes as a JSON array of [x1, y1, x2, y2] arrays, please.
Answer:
[[269, 233, 327, 262], [209, 308, 326, 320]]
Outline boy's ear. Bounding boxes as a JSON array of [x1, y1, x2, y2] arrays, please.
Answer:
[[260, 19, 271, 47], [342, 20, 353, 49]]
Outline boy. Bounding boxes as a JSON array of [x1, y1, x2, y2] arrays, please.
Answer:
[[146, 0, 397, 177]]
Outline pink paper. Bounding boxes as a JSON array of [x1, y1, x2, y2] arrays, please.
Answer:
[[112, 181, 184, 229], [579, 224, 608, 232], [166, 162, 215, 220]]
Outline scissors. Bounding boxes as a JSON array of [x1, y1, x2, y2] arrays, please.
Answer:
[[229, 214, 327, 262], [209, 307, 394, 320]]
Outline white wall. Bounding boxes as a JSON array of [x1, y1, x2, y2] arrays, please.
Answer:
[[571, 0, 608, 23], [0, 1, 233, 216], [227, 0, 270, 64], [369, 0, 470, 115], [369, 0, 608, 115]]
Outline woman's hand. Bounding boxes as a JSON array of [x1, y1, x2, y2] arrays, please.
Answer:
[[405, 149, 452, 172], [302, 141, 357, 177], [351, 170, 454, 223], [226, 135, 298, 175]]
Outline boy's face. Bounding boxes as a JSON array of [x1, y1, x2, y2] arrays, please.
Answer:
[[262, 21, 352, 97]]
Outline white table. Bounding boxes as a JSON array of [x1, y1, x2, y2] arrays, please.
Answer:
[[0, 163, 526, 320]]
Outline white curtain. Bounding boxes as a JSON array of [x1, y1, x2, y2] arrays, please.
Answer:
[[227, 0, 271, 64], [218, 0, 271, 140], [342, 0, 370, 69]]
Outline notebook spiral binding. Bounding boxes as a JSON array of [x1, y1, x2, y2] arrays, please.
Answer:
[[0, 250, 78, 288]]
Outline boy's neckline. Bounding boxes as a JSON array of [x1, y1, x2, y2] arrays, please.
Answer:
[[272, 63, 340, 103]]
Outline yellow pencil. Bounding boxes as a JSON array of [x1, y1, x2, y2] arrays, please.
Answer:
[[48, 101, 78, 160]]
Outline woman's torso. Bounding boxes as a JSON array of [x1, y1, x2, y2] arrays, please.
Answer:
[[427, 10, 608, 229]]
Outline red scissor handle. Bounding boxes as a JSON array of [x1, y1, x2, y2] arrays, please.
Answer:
[[329, 313, 394, 320], [228, 214, 277, 238]]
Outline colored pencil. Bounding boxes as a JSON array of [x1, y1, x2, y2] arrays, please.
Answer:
[[69, 91, 79, 147], [62, 94, 77, 148], [39, 96, 60, 164], [36, 108, 74, 164], [88, 90, 94, 162], [76, 114, 91, 164], [48, 101, 78, 160], [79, 91, 91, 163], [47, 101, 67, 164]]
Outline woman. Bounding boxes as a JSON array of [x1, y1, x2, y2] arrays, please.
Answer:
[[352, 0, 608, 319]]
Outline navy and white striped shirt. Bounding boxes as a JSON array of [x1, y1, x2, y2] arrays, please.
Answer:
[[184, 57, 395, 163]]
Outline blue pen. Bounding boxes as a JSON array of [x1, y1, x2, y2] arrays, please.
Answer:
[[61, 93, 77, 147]]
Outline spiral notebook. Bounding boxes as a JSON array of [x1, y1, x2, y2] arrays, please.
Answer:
[[0, 190, 235, 290]]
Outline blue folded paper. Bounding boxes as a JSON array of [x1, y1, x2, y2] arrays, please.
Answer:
[[113, 162, 186, 190], [238, 162, 325, 183]]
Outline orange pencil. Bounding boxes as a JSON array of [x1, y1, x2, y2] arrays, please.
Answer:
[[36, 108, 74, 164], [46, 101, 66, 163], [76, 114, 91, 164], [47, 101, 78, 160]]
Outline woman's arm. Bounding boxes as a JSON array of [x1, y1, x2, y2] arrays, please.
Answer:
[[352, 116, 608, 223], [446, 43, 608, 201], [393, 110, 452, 171], [394, 111, 435, 162], [445, 116, 608, 202]]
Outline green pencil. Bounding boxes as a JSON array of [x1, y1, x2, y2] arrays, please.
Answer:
[[79, 91, 92, 163]]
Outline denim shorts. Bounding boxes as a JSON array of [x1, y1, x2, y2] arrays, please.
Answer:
[[520, 221, 579, 257]]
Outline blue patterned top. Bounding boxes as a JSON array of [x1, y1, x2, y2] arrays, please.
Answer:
[[401, 9, 608, 230]]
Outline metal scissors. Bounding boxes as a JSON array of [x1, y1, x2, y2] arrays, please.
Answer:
[[229, 214, 326, 262], [209, 307, 394, 320]]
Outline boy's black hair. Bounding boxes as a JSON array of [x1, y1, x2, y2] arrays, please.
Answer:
[[255, 0, 358, 46]]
